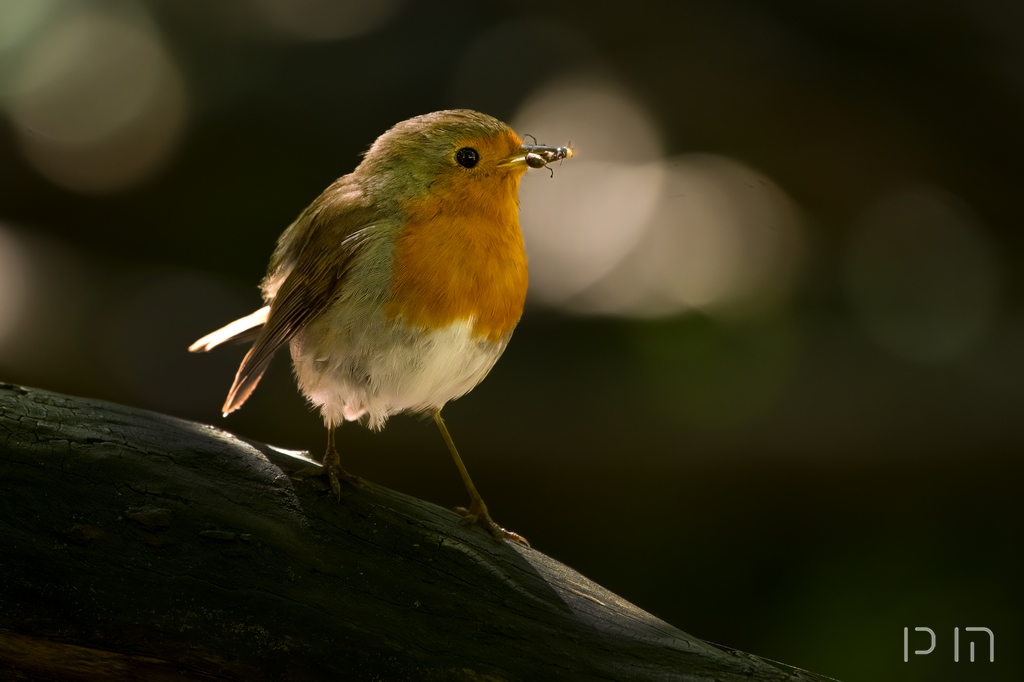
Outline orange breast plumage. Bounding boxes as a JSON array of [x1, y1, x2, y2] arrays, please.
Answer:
[[385, 164, 529, 343]]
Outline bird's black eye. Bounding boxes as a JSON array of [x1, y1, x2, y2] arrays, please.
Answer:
[[455, 147, 479, 168]]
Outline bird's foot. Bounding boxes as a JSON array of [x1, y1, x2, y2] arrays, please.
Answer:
[[293, 449, 365, 501], [453, 498, 529, 546]]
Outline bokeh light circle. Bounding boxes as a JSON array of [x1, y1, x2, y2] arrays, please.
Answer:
[[573, 155, 804, 317], [514, 76, 667, 306], [844, 187, 1000, 362], [9, 6, 188, 193]]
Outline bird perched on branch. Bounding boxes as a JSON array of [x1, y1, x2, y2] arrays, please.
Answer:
[[190, 110, 572, 544]]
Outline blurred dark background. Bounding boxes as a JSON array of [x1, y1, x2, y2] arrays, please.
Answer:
[[1, 1, 1021, 680]]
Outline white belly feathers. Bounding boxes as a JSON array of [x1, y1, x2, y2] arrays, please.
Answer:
[[291, 316, 507, 431]]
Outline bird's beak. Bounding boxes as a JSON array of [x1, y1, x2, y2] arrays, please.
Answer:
[[502, 142, 574, 169]]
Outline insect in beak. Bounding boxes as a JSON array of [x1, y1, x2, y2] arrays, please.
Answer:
[[502, 135, 574, 171], [521, 143, 574, 169]]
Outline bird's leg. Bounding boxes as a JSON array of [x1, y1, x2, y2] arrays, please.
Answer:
[[433, 411, 528, 546], [293, 423, 364, 500]]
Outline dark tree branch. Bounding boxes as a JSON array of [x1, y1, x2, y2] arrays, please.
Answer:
[[0, 384, 831, 681]]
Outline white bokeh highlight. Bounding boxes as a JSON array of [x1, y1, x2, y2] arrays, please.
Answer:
[[514, 76, 803, 317], [574, 155, 803, 317], [520, 160, 666, 304]]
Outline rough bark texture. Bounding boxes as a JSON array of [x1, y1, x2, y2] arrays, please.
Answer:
[[0, 383, 831, 681]]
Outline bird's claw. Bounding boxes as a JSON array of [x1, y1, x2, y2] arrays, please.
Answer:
[[293, 457, 365, 501], [453, 504, 530, 547]]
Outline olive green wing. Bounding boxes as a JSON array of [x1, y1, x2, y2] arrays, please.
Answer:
[[220, 186, 381, 415]]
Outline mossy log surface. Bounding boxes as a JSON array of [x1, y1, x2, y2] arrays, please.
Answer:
[[0, 383, 830, 681]]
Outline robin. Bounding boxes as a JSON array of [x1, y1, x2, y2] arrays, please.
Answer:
[[190, 110, 572, 544]]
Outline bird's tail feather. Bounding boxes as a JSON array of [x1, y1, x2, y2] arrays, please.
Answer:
[[221, 345, 269, 416], [188, 306, 270, 353]]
